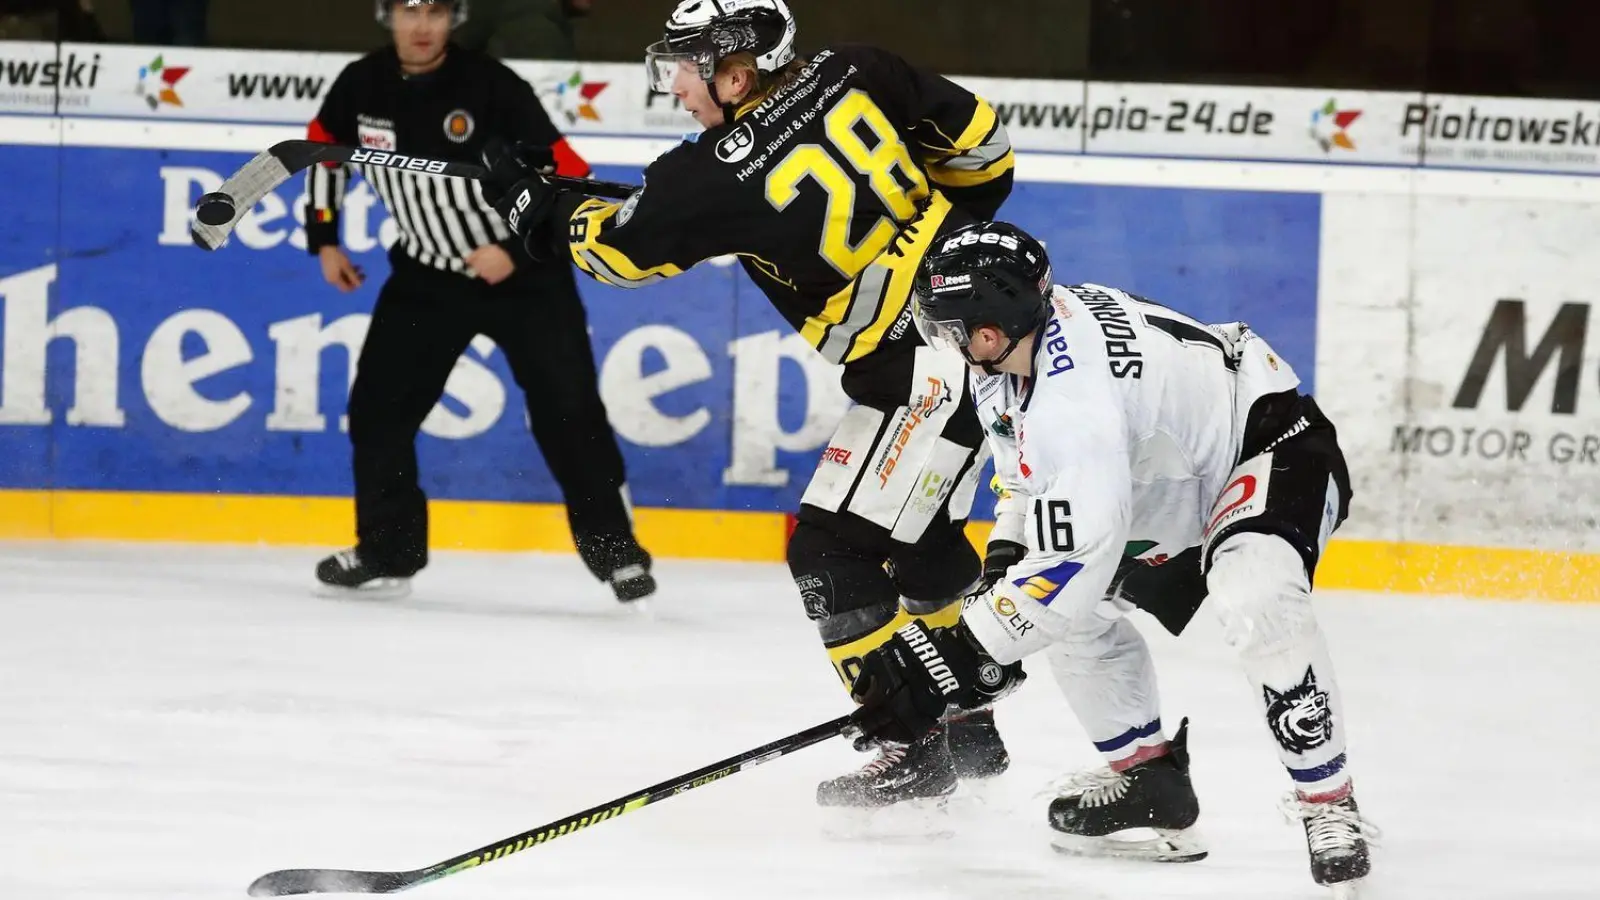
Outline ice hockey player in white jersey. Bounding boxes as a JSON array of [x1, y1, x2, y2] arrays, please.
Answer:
[[845, 221, 1377, 896]]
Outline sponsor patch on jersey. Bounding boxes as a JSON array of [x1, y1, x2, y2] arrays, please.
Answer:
[[989, 412, 1014, 438], [1041, 315, 1074, 377], [818, 445, 853, 467], [1010, 559, 1084, 606], [985, 592, 1036, 639], [357, 114, 397, 151], [442, 108, 474, 143], [715, 122, 756, 163]]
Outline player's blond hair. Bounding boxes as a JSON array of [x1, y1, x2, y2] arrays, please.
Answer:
[[718, 52, 808, 105]]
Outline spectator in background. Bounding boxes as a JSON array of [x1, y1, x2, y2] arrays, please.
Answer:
[[0, 0, 103, 41], [452, 0, 590, 61], [129, 0, 207, 46]]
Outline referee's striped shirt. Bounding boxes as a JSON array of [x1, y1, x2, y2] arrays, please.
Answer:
[[308, 161, 515, 274], [299, 44, 590, 276]]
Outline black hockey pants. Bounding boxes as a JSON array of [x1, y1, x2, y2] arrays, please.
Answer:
[[346, 254, 635, 578]]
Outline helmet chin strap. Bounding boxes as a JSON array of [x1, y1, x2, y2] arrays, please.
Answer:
[[707, 76, 740, 124], [964, 316, 1046, 376]]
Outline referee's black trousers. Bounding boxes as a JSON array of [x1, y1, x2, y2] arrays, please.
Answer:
[[346, 254, 635, 578]]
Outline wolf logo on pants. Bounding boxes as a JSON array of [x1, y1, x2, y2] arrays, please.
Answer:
[[1264, 665, 1333, 754]]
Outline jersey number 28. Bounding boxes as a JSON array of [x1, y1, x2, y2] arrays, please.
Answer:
[[764, 89, 929, 278]]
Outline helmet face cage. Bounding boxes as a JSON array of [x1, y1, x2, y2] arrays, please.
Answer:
[[376, 0, 468, 28], [649, 0, 797, 94], [644, 39, 715, 94], [911, 294, 973, 352]]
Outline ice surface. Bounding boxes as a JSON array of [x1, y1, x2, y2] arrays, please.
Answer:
[[2, 541, 1596, 900]]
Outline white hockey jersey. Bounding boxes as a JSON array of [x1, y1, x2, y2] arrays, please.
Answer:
[[962, 283, 1302, 664]]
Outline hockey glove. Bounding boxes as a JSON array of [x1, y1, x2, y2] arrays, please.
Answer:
[[481, 138, 557, 240], [982, 539, 1027, 590], [847, 619, 1024, 747]]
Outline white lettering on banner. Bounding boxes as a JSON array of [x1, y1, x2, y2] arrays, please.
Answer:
[[0, 265, 125, 427], [723, 331, 852, 487], [159, 167, 391, 253], [158, 167, 223, 246], [598, 325, 713, 447], [420, 339, 507, 439], [142, 310, 253, 431], [265, 313, 368, 433]]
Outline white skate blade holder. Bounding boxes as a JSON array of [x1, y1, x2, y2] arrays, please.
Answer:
[[820, 796, 956, 843], [1050, 826, 1208, 863], [1328, 880, 1365, 899], [314, 577, 413, 601]]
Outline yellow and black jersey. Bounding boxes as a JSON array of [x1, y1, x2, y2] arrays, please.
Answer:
[[563, 43, 1014, 368]]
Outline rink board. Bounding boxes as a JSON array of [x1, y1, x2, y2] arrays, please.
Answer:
[[1, 119, 1597, 601]]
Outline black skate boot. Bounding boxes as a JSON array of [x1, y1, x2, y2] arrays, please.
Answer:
[[1281, 790, 1375, 896], [576, 534, 656, 603], [607, 547, 655, 603], [818, 726, 959, 840], [947, 708, 1010, 779], [818, 725, 958, 807], [314, 548, 413, 598], [1047, 718, 1206, 862]]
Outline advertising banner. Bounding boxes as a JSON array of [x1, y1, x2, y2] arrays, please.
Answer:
[[0, 141, 1321, 527], [1081, 82, 1421, 164], [1317, 192, 1600, 555], [1408, 93, 1600, 174]]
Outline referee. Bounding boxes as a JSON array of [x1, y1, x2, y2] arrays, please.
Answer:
[[305, 0, 654, 602]]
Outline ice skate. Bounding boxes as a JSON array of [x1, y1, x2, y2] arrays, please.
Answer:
[[576, 535, 656, 603], [1046, 718, 1206, 863], [947, 708, 1010, 779], [1280, 790, 1377, 898], [607, 556, 656, 603], [817, 726, 957, 841], [314, 548, 412, 599]]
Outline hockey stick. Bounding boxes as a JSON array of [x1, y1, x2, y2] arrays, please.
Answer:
[[245, 714, 853, 896], [190, 139, 637, 251]]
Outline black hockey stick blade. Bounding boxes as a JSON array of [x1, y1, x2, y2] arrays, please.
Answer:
[[245, 714, 852, 896], [191, 139, 636, 251]]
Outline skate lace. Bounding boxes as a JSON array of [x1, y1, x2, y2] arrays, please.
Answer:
[[1278, 794, 1383, 855], [858, 745, 908, 777], [1041, 767, 1130, 808], [334, 549, 361, 571]]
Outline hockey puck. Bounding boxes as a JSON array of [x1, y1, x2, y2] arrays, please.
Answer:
[[195, 191, 238, 227]]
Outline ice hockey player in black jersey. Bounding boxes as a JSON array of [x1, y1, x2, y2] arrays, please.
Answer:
[[480, 0, 1017, 816]]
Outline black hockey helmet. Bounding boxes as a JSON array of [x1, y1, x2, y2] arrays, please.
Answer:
[[646, 0, 797, 104], [912, 221, 1053, 371], [375, 0, 468, 28]]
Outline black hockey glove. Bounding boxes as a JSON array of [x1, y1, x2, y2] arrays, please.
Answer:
[[480, 138, 557, 241], [982, 539, 1027, 590], [847, 619, 1024, 747]]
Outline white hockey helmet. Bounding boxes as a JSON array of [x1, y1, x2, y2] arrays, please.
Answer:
[[645, 0, 798, 94], [375, 0, 469, 28]]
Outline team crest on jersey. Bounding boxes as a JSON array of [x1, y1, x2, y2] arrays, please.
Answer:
[[357, 114, 397, 150], [715, 122, 756, 163], [989, 412, 1014, 438], [1264, 666, 1333, 754], [442, 109, 475, 143]]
